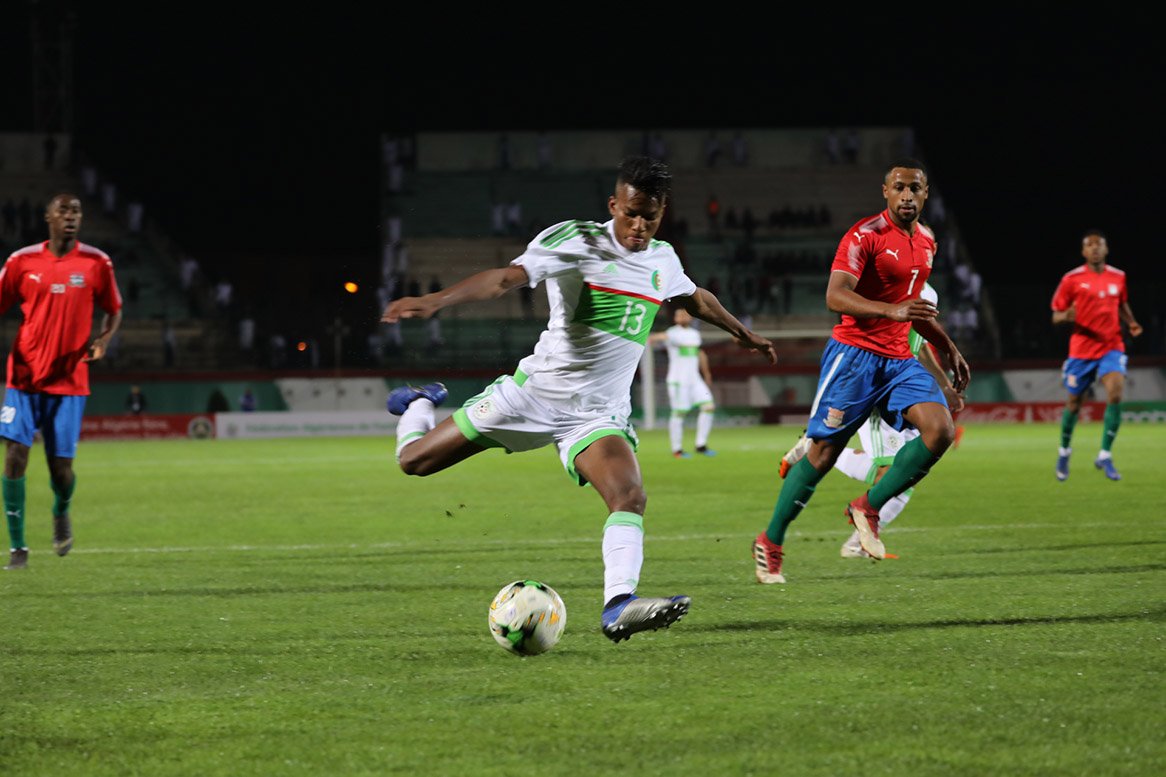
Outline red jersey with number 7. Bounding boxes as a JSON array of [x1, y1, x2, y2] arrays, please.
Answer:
[[1050, 264, 1128, 360], [829, 211, 937, 358], [0, 241, 123, 394]]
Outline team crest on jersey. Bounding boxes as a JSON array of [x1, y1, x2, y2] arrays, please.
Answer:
[[825, 407, 845, 429], [69, 273, 86, 287], [1108, 284, 1118, 296], [650, 270, 662, 291]]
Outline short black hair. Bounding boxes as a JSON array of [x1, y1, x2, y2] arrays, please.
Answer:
[[1083, 228, 1106, 242], [616, 156, 672, 203], [884, 157, 928, 180]]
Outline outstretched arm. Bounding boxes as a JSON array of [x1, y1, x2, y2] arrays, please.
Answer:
[[382, 265, 529, 322], [826, 271, 938, 323], [676, 287, 777, 364]]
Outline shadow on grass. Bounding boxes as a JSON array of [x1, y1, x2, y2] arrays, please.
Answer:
[[684, 605, 1166, 636]]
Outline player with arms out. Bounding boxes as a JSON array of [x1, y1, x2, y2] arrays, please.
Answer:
[[1, 193, 123, 570], [752, 159, 970, 584], [1051, 229, 1142, 481], [649, 306, 718, 458], [779, 282, 965, 558], [382, 157, 777, 641]]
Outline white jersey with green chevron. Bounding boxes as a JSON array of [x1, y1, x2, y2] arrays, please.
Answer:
[[511, 219, 696, 414], [664, 324, 702, 383], [907, 282, 939, 357]]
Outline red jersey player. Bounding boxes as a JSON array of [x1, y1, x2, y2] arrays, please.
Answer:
[[1051, 229, 1142, 481], [0, 193, 123, 570], [752, 158, 970, 585]]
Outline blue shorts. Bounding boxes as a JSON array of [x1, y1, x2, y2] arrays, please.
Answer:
[[0, 388, 87, 457], [1061, 350, 1127, 396], [806, 338, 947, 443]]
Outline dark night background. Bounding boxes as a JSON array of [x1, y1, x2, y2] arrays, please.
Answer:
[[2, 7, 1161, 360]]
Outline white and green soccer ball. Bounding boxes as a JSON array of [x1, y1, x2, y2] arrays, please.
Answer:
[[487, 579, 567, 656]]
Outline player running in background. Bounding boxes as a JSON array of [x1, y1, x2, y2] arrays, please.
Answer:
[[382, 157, 777, 641], [1051, 230, 1142, 481], [753, 159, 969, 584], [0, 193, 123, 570], [648, 306, 718, 458], [779, 282, 965, 558]]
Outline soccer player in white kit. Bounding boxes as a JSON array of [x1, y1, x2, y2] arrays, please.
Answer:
[[650, 307, 717, 458], [382, 157, 777, 643], [778, 282, 964, 558]]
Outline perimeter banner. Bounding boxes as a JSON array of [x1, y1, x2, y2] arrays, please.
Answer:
[[82, 414, 216, 440]]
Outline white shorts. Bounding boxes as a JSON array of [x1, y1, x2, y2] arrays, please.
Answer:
[[667, 378, 714, 412], [857, 412, 919, 470], [453, 374, 638, 485]]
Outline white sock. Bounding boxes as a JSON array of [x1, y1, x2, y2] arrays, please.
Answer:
[[602, 518, 643, 605], [394, 398, 435, 460], [1059, 446, 1072, 457], [835, 448, 874, 482], [878, 492, 911, 527], [696, 408, 714, 448], [1097, 450, 1112, 461], [669, 415, 684, 453]]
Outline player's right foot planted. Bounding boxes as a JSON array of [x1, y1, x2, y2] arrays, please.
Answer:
[[845, 494, 885, 560], [1094, 456, 1121, 481], [601, 594, 691, 643], [4, 548, 28, 570], [779, 430, 810, 479], [386, 382, 448, 415], [752, 532, 786, 584], [53, 513, 73, 557], [1056, 451, 1071, 481]]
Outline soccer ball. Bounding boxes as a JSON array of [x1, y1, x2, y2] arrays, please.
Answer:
[[487, 579, 567, 656]]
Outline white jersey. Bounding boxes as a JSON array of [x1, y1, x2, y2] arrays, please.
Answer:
[[512, 219, 696, 415], [664, 325, 703, 384]]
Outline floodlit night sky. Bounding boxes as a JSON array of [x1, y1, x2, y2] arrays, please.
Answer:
[[3, 9, 1159, 316]]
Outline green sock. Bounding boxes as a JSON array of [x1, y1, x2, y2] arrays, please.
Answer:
[[868, 437, 941, 510], [1101, 403, 1121, 452], [52, 474, 76, 517], [765, 457, 827, 544], [1060, 409, 1079, 449], [3, 475, 26, 550]]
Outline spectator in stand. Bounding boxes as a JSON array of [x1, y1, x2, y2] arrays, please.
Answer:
[[81, 166, 98, 197], [506, 198, 523, 237], [843, 128, 861, 164], [240, 387, 257, 412], [823, 129, 841, 164], [214, 279, 234, 315], [536, 131, 552, 171], [953, 260, 982, 307], [491, 200, 506, 236], [162, 320, 177, 367], [732, 131, 749, 166], [126, 385, 147, 415], [126, 201, 144, 233], [704, 131, 722, 167], [707, 194, 720, 238], [101, 182, 117, 216]]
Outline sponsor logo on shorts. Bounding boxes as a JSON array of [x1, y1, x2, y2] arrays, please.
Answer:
[[1066, 374, 1078, 388], [473, 399, 493, 419], [0, 405, 14, 424], [825, 407, 844, 429]]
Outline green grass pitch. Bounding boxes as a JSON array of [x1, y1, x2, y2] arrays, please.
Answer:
[[1, 423, 1163, 776]]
